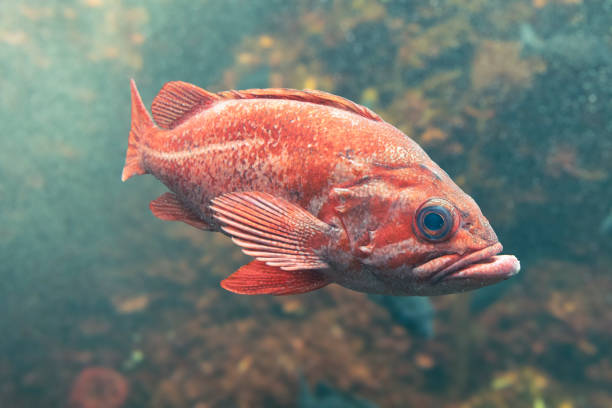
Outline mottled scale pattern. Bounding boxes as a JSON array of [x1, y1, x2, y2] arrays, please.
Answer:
[[140, 96, 430, 229]]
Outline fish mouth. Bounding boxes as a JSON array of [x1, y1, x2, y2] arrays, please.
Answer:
[[416, 243, 520, 284]]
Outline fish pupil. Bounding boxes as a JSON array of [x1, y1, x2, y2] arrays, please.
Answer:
[[414, 200, 456, 242], [424, 212, 444, 231]]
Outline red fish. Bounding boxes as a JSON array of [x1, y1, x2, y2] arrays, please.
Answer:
[[122, 80, 520, 296]]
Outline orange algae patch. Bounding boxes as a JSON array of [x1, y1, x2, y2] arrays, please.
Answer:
[[69, 367, 129, 408]]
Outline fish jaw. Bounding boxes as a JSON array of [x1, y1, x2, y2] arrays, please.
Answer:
[[411, 243, 520, 295], [440, 254, 520, 281]]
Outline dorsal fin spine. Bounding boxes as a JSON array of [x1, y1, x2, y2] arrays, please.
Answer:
[[151, 82, 383, 130], [151, 81, 220, 130], [216, 88, 383, 122]]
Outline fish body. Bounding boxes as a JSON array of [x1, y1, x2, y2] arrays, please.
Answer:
[[298, 378, 378, 408], [123, 80, 519, 296], [368, 295, 434, 338], [520, 23, 612, 68], [601, 209, 612, 236]]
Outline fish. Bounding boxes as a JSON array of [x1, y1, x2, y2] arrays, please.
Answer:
[[122, 79, 520, 296], [368, 295, 434, 338], [601, 209, 612, 236], [298, 376, 378, 408], [519, 23, 612, 68]]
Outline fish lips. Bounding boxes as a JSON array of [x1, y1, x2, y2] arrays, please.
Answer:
[[416, 243, 520, 285]]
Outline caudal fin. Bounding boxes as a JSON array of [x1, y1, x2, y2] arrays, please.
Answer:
[[122, 79, 155, 182]]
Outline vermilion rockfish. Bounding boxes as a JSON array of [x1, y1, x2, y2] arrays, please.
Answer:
[[122, 80, 520, 296]]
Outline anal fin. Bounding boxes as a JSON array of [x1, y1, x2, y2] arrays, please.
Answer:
[[150, 192, 211, 230], [221, 261, 329, 295]]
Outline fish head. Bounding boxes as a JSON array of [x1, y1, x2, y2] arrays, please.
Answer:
[[333, 162, 520, 295]]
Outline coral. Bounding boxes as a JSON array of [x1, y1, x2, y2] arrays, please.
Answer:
[[471, 40, 542, 91], [460, 367, 571, 408], [69, 367, 129, 408]]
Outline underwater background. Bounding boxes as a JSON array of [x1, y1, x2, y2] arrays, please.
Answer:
[[1, 0, 611, 406]]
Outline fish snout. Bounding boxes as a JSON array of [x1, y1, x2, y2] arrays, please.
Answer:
[[412, 242, 520, 293], [463, 212, 499, 247]]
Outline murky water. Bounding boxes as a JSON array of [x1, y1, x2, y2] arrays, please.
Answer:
[[1, 1, 611, 406]]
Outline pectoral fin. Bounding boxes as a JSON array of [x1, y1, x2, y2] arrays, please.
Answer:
[[222, 261, 329, 295], [210, 191, 332, 271], [150, 192, 211, 230]]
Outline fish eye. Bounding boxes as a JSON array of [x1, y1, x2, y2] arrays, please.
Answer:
[[414, 199, 458, 242]]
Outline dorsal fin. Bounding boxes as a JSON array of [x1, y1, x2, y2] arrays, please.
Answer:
[[151, 81, 221, 129], [152, 82, 383, 129], [217, 88, 383, 122]]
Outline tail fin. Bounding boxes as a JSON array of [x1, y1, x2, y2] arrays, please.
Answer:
[[122, 79, 156, 182]]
